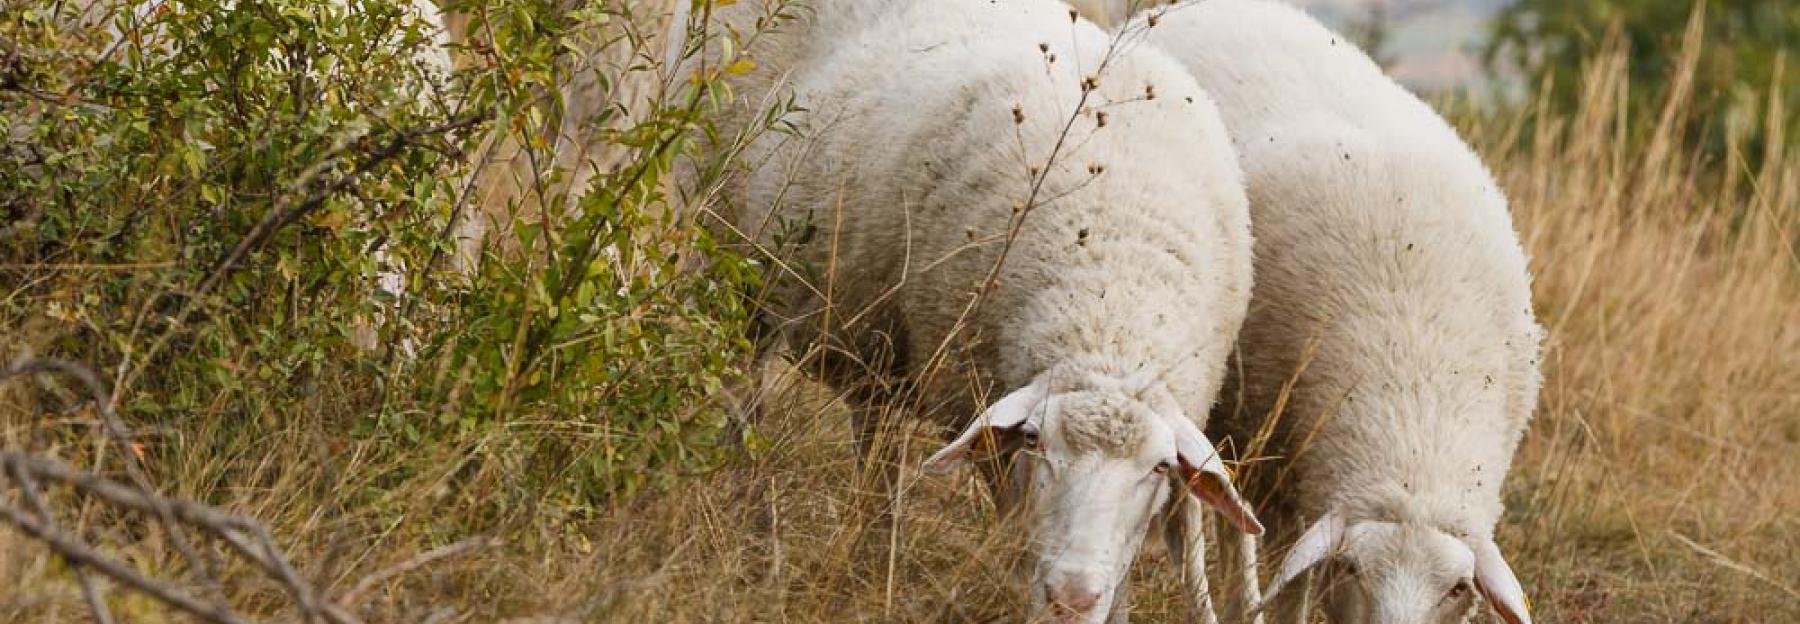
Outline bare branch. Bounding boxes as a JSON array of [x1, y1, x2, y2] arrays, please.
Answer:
[[4, 459, 115, 624], [0, 451, 364, 624], [1, 357, 224, 596], [0, 492, 250, 624]]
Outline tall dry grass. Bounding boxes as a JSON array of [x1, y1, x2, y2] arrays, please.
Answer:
[[4, 15, 1798, 624], [1459, 27, 1800, 623]]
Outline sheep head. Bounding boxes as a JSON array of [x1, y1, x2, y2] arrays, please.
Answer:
[[924, 371, 1261, 623], [1262, 510, 1532, 624]]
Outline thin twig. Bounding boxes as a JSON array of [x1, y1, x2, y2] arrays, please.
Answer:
[[4, 459, 116, 624], [1669, 531, 1800, 600], [338, 536, 502, 608], [897, 0, 1157, 425], [0, 495, 249, 624], [0, 451, 364, 624], [1, 357, 224, 596]]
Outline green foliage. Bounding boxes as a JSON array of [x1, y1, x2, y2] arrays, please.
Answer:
[[1488, 0, 1799, 159], [2, 0, 777, 517]]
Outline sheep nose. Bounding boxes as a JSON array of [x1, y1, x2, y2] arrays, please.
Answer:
[[1045, 579, 1102, 615]]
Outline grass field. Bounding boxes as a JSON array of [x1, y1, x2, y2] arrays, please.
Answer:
[[3, 11, 1798, 624]]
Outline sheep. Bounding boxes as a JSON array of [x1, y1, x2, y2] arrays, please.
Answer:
[[1072, 1, 1543, 623], [716, 0, 1263, 621]]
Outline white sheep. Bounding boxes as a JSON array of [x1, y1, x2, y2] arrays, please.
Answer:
[[720, 0, 1263, 621], [1075, 1, 1543, 623]]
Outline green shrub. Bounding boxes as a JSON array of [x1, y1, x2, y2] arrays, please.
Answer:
[[2, 0, 780, 517]]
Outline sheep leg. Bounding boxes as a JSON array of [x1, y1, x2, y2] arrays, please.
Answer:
[[1214, 521, 1264, 624], [1289, 568, 1315, 624], [353, 246, 417, 358], [1250, 565, 1312, 624], [715, 347, 792, 452], [1164, 496, 1218, 624], [1240, 528, 1265, 624], [840, 347, 915, 526]]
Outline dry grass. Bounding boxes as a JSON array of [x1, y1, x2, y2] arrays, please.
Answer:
[[4, 24, 1799, 624], [1457, 42, 1800, 624]]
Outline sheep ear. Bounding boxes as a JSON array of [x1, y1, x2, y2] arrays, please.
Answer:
[[1262, 510, 1347, 603], [1474, 539, 1532, 624], [923, 378, 1047, 474], [1167, 415, 1264, 535]]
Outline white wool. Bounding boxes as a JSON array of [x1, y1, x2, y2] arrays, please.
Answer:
[[726, 0, 1253, 422], [1074, 1, 1543, 622]]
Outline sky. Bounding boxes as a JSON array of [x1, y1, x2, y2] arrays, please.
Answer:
[[1292, 0, 1514, 93]]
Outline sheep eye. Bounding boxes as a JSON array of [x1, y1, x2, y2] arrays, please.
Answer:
[[1446, 580, 1471, 600], [1336, 560, 1360, 577], [1151, 461, 1171, 475], [1020, 426, 1041, 449]]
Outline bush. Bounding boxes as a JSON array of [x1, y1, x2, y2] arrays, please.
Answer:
[[2, 0, 775, 519]]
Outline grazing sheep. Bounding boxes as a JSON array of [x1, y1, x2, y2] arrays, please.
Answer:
[[720, 0, 1262, 621], [1074, 1, 1543, 623]]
